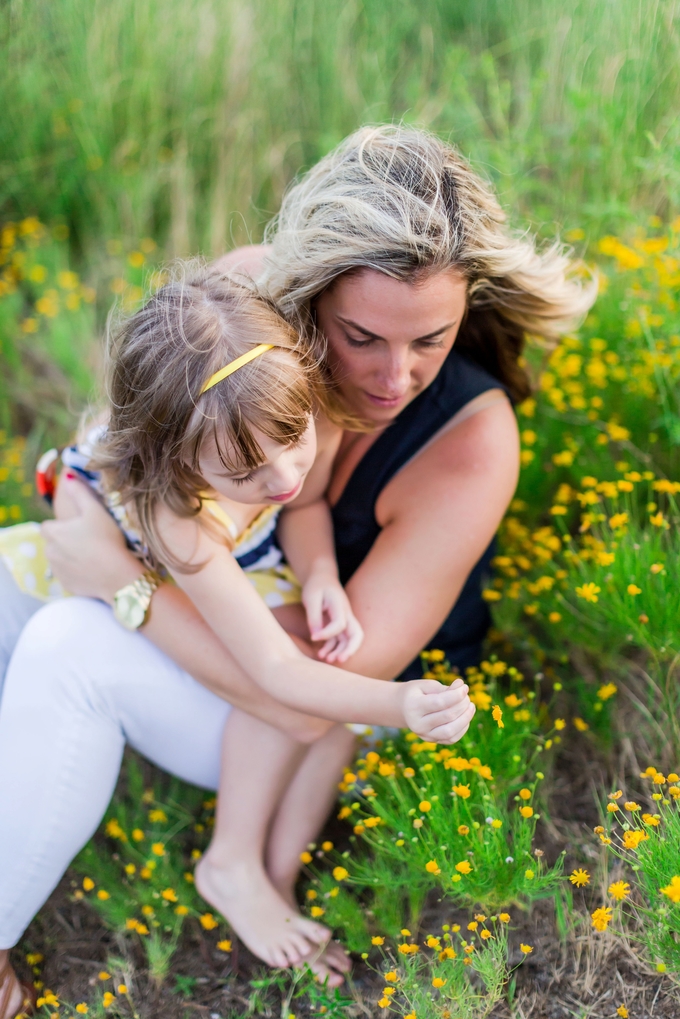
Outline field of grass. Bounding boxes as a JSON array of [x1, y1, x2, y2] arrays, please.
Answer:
[[3, 1, 680, 1017]]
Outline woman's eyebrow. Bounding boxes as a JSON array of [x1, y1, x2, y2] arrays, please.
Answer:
[[337, 315, 457, 341]]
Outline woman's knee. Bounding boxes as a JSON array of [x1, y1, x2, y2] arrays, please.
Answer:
[[4, 598, 130, 711], [12, 597, 113, 663]]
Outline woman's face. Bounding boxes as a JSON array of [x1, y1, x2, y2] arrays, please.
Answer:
[[199, 415, 318, 505], [315, 268, 467, 424]]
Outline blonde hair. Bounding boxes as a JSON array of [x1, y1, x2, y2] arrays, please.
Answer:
[[94, 262, 321, 569], [262, 124, 597, 402]]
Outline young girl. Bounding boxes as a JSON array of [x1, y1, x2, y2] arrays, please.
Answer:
[[0, 265, 475, 978]]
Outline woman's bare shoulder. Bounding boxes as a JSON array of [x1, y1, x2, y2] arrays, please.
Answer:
[[212, 245, 271, 280], [378, 396, 519, 520]]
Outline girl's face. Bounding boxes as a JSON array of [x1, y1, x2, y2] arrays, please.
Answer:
[[315, 267, 467, 425], [199, 414, 317, 505]]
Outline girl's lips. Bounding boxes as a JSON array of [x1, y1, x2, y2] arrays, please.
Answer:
[[268, 478, 303, 503]]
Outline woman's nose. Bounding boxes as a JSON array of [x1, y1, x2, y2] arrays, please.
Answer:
[[381, 349, 412, 395]]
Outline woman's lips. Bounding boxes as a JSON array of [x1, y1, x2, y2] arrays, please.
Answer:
[[268, 478, 303, 502], [364, 391, 406, 408]]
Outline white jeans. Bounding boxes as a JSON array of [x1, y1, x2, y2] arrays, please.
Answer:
[[0, 563, 229, 948]]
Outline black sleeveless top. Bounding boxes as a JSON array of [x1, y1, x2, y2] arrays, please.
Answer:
[[331, 349, 507, 681]]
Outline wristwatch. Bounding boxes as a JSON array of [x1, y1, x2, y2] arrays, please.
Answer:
[[112, 569, 161, 630]]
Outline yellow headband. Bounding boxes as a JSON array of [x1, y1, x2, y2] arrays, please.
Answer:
[[200, 343, 274, 394]]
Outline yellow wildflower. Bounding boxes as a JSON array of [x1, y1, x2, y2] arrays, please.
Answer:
[[333, 866, 349, 881], [520, 944, 533, 954], [453, 784, 471, 799], [575, 583, 600, 603], [591, 906, 613, 931], [622, 830, 648, 850], [425, 860, 441, 875], [217, 940, 232, 952], [371, 936, 385, 945], [569, 869, 590, 887], [520, 806, 534, 819], [661, 876, 680, 903], [492, 705, 504, 728], [199, 913, 219, 930], [608, 881, 631, 901], [455, 860, 472, 874]]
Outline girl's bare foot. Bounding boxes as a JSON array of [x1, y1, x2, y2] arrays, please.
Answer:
[[195, 855, 330, 969], [273, 883, 351, 986], [0, 952, 30, 1019], [297, 940, 352, 988]]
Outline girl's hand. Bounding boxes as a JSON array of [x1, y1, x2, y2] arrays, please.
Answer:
[[400, 678, 475, 744], [301, 571, 364, 664]]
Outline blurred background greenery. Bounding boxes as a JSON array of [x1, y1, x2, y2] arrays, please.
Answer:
[[1, 0, 679, 462], [3, 0, 679, 255]]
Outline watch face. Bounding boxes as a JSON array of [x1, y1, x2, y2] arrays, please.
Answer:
[[115, 591, 147, 630]]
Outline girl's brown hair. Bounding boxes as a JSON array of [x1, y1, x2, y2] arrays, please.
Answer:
[[262, 125, 597, 403], [94, 262, 321, 569]]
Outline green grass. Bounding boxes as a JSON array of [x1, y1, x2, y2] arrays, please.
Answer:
[[1, 0, 679, 266]]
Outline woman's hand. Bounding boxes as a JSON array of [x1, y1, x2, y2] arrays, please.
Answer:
[[42, 474, 144, 602]]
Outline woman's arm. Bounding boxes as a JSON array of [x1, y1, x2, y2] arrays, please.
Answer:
[[43, 476, 332, 743], [335, 397, 520, 680]]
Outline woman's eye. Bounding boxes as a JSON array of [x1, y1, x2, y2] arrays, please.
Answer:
[[231, 472, 256, 485], [345, 333, 374, 348]]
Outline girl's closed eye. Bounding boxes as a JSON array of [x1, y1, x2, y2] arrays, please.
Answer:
[[231, 471, 257, 486]]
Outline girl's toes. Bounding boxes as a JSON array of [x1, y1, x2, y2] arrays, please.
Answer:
[[298, 918, 330, 943], [271, 947, 290, 969], [325, 941, 351, 972]]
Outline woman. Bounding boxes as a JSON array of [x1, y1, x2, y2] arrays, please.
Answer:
[[0, 125, 594, 1016]]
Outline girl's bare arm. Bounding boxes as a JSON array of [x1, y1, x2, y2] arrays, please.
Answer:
[[156, 505, 471, 740]]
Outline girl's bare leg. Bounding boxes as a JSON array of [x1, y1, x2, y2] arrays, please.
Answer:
[[265, 723, 357, 977], [0, 950, 25, 1019], [195, 708, 331, 970], [266, 723, 356, 900]]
